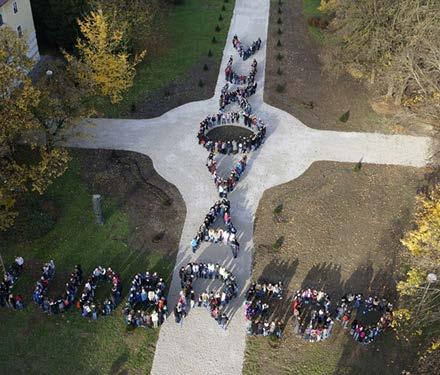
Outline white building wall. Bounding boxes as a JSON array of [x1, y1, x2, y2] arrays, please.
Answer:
[[0, 0, 40, 61]]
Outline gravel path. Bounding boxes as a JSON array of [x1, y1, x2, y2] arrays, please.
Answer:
[[65, 1, 432, 374]]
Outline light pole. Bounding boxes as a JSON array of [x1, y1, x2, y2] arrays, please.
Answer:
[[416, 272, 438, 314]]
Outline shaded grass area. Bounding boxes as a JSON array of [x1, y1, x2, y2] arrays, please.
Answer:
[[302, 0, 325, 41], [244, 327, 417, 375], [0, 157, 174, 374], [98, 0, 235, 117]]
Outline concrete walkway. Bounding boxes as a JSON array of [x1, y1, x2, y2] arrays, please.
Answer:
[[65, 0, 432, 374]]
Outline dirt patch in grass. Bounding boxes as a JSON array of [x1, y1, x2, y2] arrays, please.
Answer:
[[265, 0, 429, 135], [245, 161, 428, 374], [73, 148, 186, 265]]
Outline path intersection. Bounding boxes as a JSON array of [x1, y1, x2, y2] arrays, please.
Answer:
[[66, 0, 431, 374]]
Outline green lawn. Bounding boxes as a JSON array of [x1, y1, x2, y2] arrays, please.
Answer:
[[98, 0, 235, 117], [0, 157, 172, 374], [303, 0, 326, 42]]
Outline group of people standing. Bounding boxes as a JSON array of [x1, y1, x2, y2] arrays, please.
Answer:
[[180, 35, 264, 328], [78, 266, 122, 319], [219, 82, 257, 111], [123, 271, 168, 328], [196, 110, 266, 200], [291, 288, 334, 342], [336, 293, 394, 345], [33, 261, 83, 315], [232, 34, 262, 60], [175, 262, 238, 329], [244, 281, 285, 338], [0, 256, 24, 309], [225, 56, 257, 85], [197, 111, 267, 155], [207, 153, 247, 197], [289, 288, 394, 344], [191, 198, 240, 258]]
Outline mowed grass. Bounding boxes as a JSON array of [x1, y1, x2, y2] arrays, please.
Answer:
[[302, 0, 325, 42], [99, 0, 235, 117], [0, 158, 172, 374]]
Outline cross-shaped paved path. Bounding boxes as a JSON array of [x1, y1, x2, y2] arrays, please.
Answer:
[[66, 1, 431, 373]]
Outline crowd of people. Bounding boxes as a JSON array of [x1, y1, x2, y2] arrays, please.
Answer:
[[175, 262, 238, 329], [219, 83, 256, 112], [33, 261, 83, 314], [78, 266, 122, 319], [207, 153, 248, 197], [290, 288, 334, 342], [0, 256, 24, 309], [244, 281, 284, 338], [122, 271, 168, 328], [197, 112, 267, 154], [335, 293, 394, 345], [288, 289, 394, 344], [191, 198, 240, 258], [225, 56, 257, 85], [232, 34, 261, 60]]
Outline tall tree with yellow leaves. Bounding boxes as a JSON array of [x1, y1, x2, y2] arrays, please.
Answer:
[[393, 183, 440, 340], [0, 27, 69, 230], [66, 9, 145, 104]]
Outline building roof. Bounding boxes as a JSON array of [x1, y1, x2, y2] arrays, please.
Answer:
[[0, 0, 9, 8]]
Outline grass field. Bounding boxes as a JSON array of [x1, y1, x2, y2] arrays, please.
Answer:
[[98, 0, 235, 117], [0, 156, 174, 374]]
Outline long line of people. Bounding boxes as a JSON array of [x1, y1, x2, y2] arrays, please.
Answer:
[[191, 198, 240, 258], [225, 56, 257, 85], [219, 83, 256, 112], [232, 34, 262, 60], [123, 271, 167, 328], [244, 281, 284, 338], [175, 262, 238, 329], [0, 256, 24, 309], [78, 266, 122, 319]]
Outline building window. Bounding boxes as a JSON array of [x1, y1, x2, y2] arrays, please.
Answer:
[[17, 25, 22, 38], [0, 14, 3, 26], [13, 2, 18, 14]]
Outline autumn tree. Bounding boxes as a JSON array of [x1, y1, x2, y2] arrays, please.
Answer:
[[0, 27, 69, 230], [65, 9, 145, 104], [89, 0, 159, 55], [393, 183, 440, 340], [32, 61, 95, 149], [320, 0, 440, 118]]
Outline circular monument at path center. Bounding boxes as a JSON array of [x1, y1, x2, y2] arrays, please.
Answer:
[[206, 125, 254, 142]]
